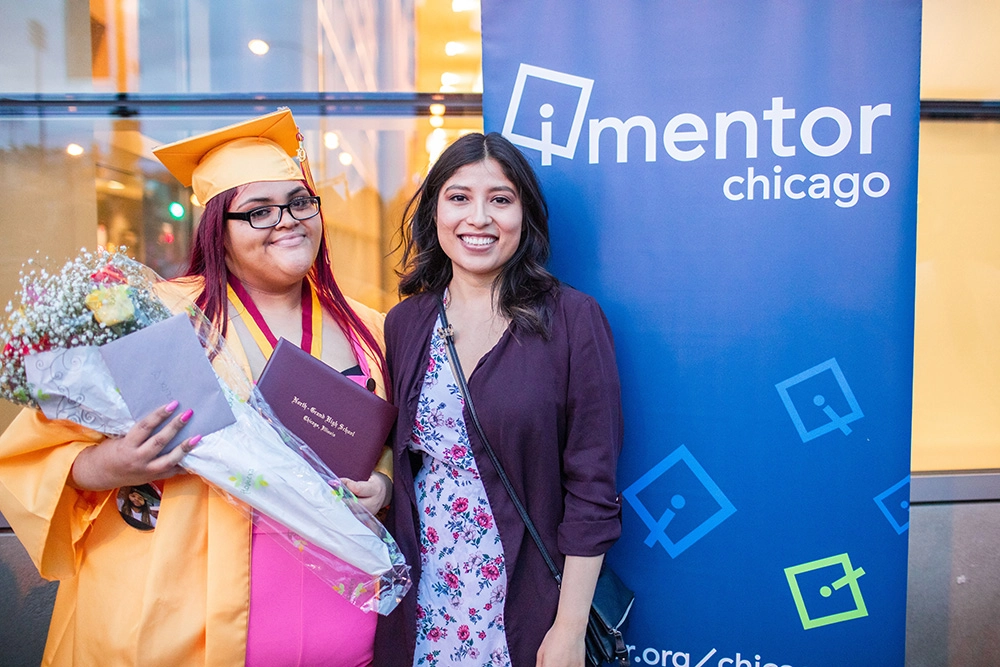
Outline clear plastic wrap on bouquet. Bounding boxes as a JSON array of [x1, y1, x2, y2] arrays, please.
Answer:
[[179, 340, 410, 615], [0, 248, 410, 614]]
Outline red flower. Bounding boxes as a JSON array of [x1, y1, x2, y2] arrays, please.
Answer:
[[427, 627, 442, 642], [475, 513, 493, 529], [4, 334, 51, 359], [31, 335, 51, 353], [452, 497, 469, 513], [2, 341, 19, 359], [450, 444, 467, 460], [90, 265, 127, 285], [427, 527, 439, 544], [484, 603, 492, 611], [444, 572, 460, 589], [478, 630, 487, 640], [457, 625, 470, 641], [481, 563, 500, 581]]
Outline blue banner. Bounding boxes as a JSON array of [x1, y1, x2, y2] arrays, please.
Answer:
[[481, 3, 920, 666]]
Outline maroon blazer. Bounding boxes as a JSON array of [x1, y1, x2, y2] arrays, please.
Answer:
[[374, 286, 623, 667]]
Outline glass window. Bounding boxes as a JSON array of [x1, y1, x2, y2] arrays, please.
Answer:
[[0, 110, 483, 430], [912, 0, 1000, 472], [921, 0, 1000, 100], [0, 0, 486, 431], [0, 0, 484, 96], [0, 111, 481, 297], [912, 119, 1000, 472]]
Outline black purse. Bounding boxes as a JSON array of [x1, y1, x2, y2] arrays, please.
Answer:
[[436, 297, 634, 667]]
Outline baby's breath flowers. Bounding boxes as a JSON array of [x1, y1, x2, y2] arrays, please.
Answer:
[[0, 248, 172, 408]]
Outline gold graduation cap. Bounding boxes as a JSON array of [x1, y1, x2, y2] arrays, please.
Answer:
[[153, 108, 315, 205]]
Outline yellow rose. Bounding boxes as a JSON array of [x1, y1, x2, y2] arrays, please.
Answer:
[[85, 285, 136, 325]]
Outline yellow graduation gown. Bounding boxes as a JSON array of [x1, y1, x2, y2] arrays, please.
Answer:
[[0, 277, 388, 666]]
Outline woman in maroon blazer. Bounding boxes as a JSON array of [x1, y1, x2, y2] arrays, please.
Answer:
[[374, 132, 623, 667]]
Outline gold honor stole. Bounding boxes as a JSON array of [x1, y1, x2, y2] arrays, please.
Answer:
[[226, 275, 323, 361]]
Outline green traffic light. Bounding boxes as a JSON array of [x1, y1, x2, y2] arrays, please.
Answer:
[[168, 201, 185, 219]]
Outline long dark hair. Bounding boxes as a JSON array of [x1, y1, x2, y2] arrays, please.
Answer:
[[184, 181, 388, 392], [397, 132, 559, 336]]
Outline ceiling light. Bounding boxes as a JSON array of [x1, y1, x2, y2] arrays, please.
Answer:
[[248, 39, 270, 55], [338, 152, 353, 166], [323, 131, 340, 150]]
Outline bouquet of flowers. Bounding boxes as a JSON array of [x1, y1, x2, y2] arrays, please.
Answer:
[[0, 248, 409, 614], [1, 254, 172, 411]]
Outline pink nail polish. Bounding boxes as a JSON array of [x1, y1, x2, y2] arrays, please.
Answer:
[[180, 409, 194, 423], [165, 400, 179, 412], [188, 434, 202, 447]]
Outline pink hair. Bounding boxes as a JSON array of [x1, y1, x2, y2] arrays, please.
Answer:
[[184, 182, 389, 398]]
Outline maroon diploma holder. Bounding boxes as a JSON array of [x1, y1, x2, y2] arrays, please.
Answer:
[[256, 338, 397, 481]]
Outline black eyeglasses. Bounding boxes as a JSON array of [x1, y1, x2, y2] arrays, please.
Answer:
[[225, 196, 322, 229]]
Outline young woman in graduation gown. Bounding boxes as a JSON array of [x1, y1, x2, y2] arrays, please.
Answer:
[[0, 110, 392, 666]]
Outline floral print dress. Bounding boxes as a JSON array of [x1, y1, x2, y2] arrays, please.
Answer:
[[409, 319, 511, 667]]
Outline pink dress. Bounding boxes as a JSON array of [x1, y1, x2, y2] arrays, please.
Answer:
[[245, 337, 378, 666], [244, 521, 377, 666]]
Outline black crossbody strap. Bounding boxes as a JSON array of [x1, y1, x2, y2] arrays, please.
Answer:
[[436, 296, 563, 586]]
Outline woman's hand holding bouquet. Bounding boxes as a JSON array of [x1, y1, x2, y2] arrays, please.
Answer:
[[67, 401, 195, 491]]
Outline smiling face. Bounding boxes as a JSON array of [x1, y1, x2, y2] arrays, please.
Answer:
[[435, 158, 523, 286], [224, 180, 321, 292]]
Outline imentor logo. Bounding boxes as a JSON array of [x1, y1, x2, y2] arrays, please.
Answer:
[[501, 64, 594, 166], [502, 62, 895, 207]]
